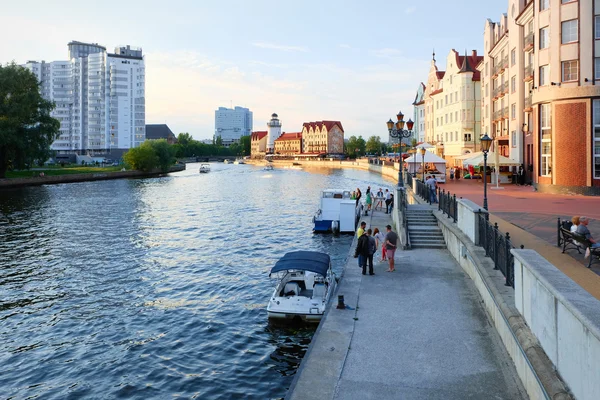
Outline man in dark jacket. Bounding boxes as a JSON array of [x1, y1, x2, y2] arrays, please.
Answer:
[[354, 230, 370, 275]]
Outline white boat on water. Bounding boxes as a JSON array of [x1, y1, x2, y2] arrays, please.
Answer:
[[199, 164, 210, 173], [267, 251, 337, 323], [313, 189, 361, 233], [264, 164, 274, 171], [224, 160, 230, 164], [233, 159, 245, 165]]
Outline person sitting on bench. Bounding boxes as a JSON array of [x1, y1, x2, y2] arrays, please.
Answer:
[[576, 217, 600, 248]]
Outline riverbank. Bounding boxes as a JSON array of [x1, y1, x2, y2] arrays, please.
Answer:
[[0, 164, 186, 189]]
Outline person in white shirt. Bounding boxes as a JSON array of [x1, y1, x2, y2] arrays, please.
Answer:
[[425, 176, 438, 203]]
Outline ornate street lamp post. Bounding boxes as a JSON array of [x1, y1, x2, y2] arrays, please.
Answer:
[[386, 111, 414, 187], [480, 134, 493, 212], [420, 147, 426, 182]]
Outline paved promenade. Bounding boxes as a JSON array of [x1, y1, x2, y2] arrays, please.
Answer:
[[287, 207, 527, 400], [431, 179, 600, 300]]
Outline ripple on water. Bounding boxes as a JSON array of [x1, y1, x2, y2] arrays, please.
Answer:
[[0, 164, 396, 399]]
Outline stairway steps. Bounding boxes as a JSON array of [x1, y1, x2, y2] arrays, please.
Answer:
[[411, 243, 447, 249], [405, 208, 447, 249]]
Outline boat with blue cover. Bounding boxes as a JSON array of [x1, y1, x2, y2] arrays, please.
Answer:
[[267, 251, 337, 323]]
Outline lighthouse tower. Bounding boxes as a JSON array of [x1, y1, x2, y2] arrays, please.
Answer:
[[266, 113, 282, 153]]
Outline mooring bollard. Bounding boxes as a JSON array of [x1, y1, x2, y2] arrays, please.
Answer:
[[336, 295, 345, 309]]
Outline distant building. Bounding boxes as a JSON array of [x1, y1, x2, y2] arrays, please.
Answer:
[[274, 132, 302, 155], [412, 83, 426, 143], [146, 124, 177, 144], [214, 106, 253, 146], [266, 113, 283, 153], [250, 131, 268, 158], [301, 121, 344, 155], [200, 139, 214, 145], [22, 41, 145, 158]]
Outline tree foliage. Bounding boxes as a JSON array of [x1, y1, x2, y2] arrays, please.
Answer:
[[123, 141, 159, 172], [172, 133, 250, 158], [365, 136, 382, 155], [344, 135, 366, 157], [0, 63, 60, 178]]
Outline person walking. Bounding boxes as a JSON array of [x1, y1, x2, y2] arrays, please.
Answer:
[[384, 225, 398, 272], [354, 229, 370, 275], [357, 221, 366, 238], [366, 229, 376, 275], [387, 192, 394, 214], [450, 167, 455, 181], [355, 188, 362, 207], [365, 190, 372, 214], [374, 227, 387, 262], [384, 189, 391, 214], [425, 175, 438, 203]]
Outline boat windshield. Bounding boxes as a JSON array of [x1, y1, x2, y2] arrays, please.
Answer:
[[322, 191, 351, 199]]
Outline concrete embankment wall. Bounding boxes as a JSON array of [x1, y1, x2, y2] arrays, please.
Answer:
[[423, 195, 572, 400], [0, 164, 186, 189], [513, 250, 600, 400]]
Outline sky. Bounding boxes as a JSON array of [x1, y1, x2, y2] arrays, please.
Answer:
[[0, 0, 507, 141]]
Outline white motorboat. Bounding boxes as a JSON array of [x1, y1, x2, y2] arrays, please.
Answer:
[[264, 164, 274, 171], [313, 189, 361, 233], [267, 251, 337, 323], [199, 164, 210, 173], [224, 159, 230, 164], [233, 159, 245, 165]]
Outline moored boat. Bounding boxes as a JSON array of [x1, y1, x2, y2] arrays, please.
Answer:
[[264, 164, 274, 171], [267, 251, 337, 323], [199, 164, 211, 173], [312, 189, 361, 233]]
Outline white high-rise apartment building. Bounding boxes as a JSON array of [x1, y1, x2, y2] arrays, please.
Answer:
[[22, 41, 145, 156], [214, 106, 253, 146]]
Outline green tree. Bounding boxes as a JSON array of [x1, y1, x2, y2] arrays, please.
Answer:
[[0, 63, 60, 178], [345, 135, 358, 157], [239, 135, 251, 156], [177, 132, 193, 146], [123, 142, 159, 172], [356, 136, 366, 156], [215, 135, 223, 147], [149, 139, 176, 172], [365, 136, 382, 154]]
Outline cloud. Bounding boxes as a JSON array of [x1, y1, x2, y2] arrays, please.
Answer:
[[405, 6, 417, 14], [251, 42, 309, 52]]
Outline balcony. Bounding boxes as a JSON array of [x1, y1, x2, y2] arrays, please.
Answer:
[[524, 32, 534, 50], [502, 81, 509, 94], [493, 110, 502, 121], [502, 107, 509, 118], [502, 56, 509, 70], [524, 65, 534, 81], [461, 119, 475, 129], [524, 96, 532, 111]]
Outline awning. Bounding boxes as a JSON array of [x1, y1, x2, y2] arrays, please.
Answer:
[[404, 151, 446, 164], [462, 152, 520, 167], [270, 251, 331, 276]]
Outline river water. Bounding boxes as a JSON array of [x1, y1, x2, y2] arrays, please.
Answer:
[[0, 163, 394, 399]]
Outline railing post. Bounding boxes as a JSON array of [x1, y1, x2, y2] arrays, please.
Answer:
[[452, 194, 457, 223], [505, 232, 512, 287], [493, 222, 499, 270], [557, 217, 561, 247], [439, 189, 443, 211]]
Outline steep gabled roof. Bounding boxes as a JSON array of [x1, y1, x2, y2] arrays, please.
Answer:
[[251, 131, 268, 141], [145, 124, 175, 140], [454, 50, 484, 81]]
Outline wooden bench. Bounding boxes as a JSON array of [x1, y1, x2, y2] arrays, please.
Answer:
[[558, 220, 600, 268]]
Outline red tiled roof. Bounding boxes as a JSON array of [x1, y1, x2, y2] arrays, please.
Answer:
[[453, 50, 484, 81], [275, 132, 302, 141], [302, 120, 344, 133], [430, 88, 443, 96], [251, 131, 267, 140], [436, 71, 446, 79]]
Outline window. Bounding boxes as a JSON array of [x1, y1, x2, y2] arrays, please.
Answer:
[[485, 83, 489, 96], [511, 103, 516, 119], [540, 103, 552, 176], [561, 20, 578, 44], [562, 60, 578, 82], [540, 27, 549, 49], [511, 76, 516, 92], [464, 133, 472, 142], [540, 0, 549, 10], [511, 49, 516, 66], [539, 65, 549, 86], [512, 131, 517, 147], [594, 100, 600, 178], [561, 0, 576, 3], [595, 58, 600, 80]]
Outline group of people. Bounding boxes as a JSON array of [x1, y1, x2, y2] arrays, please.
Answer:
[[570, 216, 600, 250], [353, 186, 393, 214], [354, 222, 399, 275]]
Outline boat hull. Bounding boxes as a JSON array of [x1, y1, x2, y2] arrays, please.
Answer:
[[267, 310, 323, 323], [313, 219, 334, 233]]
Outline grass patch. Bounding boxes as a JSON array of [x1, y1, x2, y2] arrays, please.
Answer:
[[6, 166, 126, 179]]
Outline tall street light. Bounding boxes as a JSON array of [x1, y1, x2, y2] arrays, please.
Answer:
[[420, 147, 426, 182], [480, 133, 493, 212], [386, 111, 414, 187]]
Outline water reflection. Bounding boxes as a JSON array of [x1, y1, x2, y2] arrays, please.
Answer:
[[0, 163, 394, 399]]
